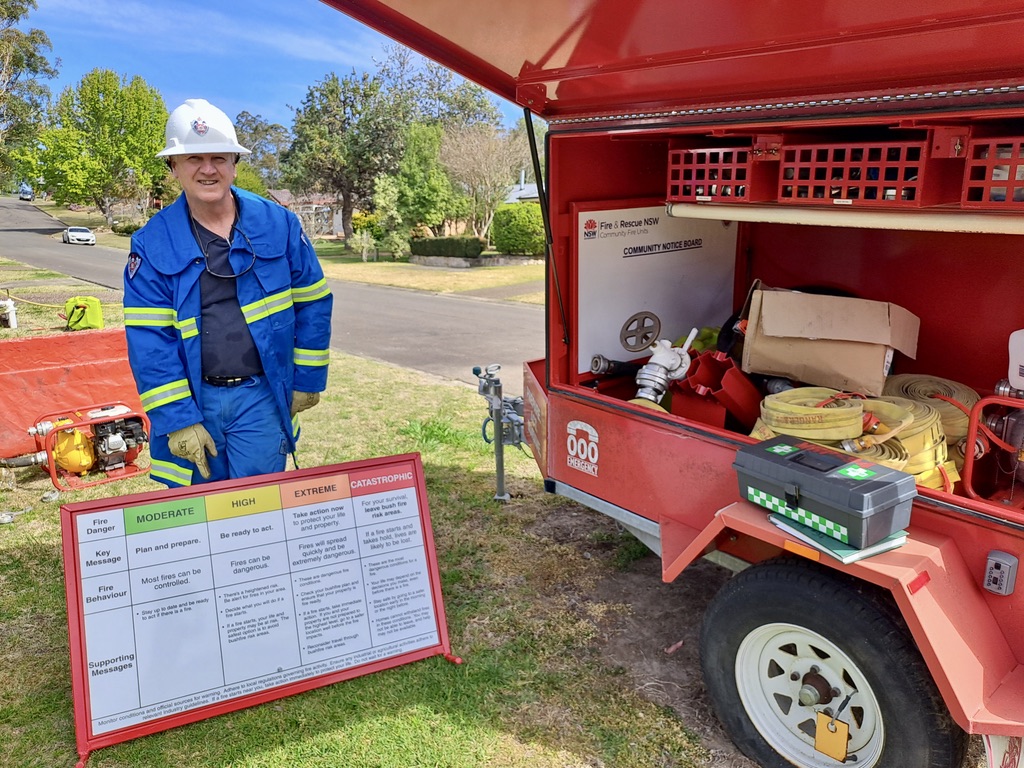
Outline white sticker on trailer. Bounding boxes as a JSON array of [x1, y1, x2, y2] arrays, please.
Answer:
[[984, 734, 1022, 768]]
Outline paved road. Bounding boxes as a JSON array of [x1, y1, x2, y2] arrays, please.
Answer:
[[0, 195, 543, 396]]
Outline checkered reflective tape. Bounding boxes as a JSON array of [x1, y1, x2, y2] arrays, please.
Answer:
[[746, 486, 850, 543]]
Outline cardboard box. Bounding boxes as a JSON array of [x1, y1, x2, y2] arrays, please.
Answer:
[[741, 285, 919, 396]]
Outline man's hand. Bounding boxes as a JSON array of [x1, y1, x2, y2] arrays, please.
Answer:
[[167, 423, 217, 479], [290, 391, 320, 417]]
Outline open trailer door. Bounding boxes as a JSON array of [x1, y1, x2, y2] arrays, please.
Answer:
[[320, 0, 1024, 122], [319, 4, 1024, 768]]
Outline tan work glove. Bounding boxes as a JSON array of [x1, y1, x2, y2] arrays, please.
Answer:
[[167, 423, 217, 479], [291, 391, 320, 417]]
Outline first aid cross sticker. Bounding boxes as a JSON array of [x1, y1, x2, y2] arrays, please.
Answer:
[[836, 465, 877, 480], [767, 444, 798, 455]]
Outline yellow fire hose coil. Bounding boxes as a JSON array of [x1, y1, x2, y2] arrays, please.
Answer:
[[882, 374, 979, 447], [852, 399, 915, 445], [915, 460, 961, 491], [750, 418, 909, 470], [760, 387, 864, 440], [873, 395, 947, 474], [819, 437, 910, 471]]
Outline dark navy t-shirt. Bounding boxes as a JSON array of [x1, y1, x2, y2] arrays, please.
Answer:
[[192, 220, 263, 378]]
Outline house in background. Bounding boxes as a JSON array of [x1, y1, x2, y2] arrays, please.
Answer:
[[504, 171, 539, 204], [267, 189, 295, 208]]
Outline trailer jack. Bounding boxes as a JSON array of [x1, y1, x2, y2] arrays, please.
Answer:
[[473, 364, 525, 501]]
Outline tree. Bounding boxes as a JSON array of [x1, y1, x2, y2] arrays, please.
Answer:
[[394, 122, 464, 236], [375, 45, 500, 129], [0, 0, 57, 181], [286, 70, 407, 239], [440, 122, 521, 242], [234, 110, 289, 188], [40, 69, 166, 223], [509, 114, 548, 184], [419, 60, 501, 127], [372, 174, 409, 259], [233, 161, 267, 197]]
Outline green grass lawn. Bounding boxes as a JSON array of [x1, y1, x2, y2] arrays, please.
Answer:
[[0, 260, 708, 768]]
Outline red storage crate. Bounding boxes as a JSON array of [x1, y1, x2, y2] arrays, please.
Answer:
[[961, 137, 1024, 209], [666, 147, 776, 203], [777, 140, 961, 207]]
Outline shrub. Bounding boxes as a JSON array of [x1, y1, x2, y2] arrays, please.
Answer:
[[352, 211, 383, 240], [409, 236, 486, 258], [112, 221, 142, 235], [492, 203, 545, 255]]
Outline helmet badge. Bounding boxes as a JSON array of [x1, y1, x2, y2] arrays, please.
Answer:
[[191, 118, 209, 136]]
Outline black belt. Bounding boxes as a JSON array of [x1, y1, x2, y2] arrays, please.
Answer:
[[203, 375, 258, 388]]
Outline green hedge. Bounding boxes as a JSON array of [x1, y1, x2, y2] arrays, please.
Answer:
[[112, 221, 143, 235], [492, 203, 545, 256], [409, 236, 486, 258]]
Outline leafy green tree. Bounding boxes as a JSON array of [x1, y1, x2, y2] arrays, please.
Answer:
[[419, 60, 501, 127], [492, 203, 545, 255], [376, 45, 499, 129], [286, 70, 407, 239], [234, 110, 289, 187], [233, 161, 267, 197], [0, 0, 57, 182], [372, 174, 409, 259], [40, 69, 166, 223], [394, 122, 464, 236]]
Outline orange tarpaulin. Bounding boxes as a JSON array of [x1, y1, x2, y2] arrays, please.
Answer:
[[0, 329, 142, 458]]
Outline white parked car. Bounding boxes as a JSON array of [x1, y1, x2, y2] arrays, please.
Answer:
[[62, 226, 96, 246]]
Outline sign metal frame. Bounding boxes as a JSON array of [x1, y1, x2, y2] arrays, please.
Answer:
[[61, 453, 453, 766]]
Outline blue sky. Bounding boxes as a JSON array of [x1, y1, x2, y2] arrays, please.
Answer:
[[25, 0, 520, 129]]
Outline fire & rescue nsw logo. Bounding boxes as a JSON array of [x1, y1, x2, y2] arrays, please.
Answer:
[[191, 118, 209, 136], [566, 420, 598, 476], [582, 218, 598, 240]]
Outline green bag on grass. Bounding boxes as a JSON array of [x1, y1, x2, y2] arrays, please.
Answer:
[[64, 296, 104, 331]]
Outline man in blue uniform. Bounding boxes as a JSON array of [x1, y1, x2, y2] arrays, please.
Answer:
[[123, 99, 333, 487]]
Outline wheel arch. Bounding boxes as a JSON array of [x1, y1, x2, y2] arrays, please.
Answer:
[[662, 501, 1022, 737]]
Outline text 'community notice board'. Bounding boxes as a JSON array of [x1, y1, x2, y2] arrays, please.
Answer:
[[61, 453, 452, 762]]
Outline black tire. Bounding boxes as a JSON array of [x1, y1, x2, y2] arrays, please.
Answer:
[[699, 557, 966, 768]]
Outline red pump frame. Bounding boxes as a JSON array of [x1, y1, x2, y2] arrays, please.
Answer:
[[32, 401, 150, 490]]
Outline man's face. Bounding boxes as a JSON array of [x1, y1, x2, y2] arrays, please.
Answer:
[[170, 153, 237, 208]]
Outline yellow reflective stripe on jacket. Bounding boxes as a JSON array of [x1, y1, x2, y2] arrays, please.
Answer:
[[291, 414, 300, 439], [139, 378, 191, 411], [150, 458, 192, 486], [174, 316, 198, 339], [292, 278, 330, 303], [124, 307, 174, 327], [294, 347, 329, 367], [241, 289, 293, 324]]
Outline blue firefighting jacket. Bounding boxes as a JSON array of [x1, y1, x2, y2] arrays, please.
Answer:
[[123, 188, 333, 487]]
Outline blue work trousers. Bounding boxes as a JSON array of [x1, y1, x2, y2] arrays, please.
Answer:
[[195, 375, 288, 484]]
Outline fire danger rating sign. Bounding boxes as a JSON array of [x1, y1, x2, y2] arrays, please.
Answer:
[[61, 453, 452, 762]]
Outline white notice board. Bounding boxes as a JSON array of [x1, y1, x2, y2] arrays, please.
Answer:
[[575, 202, 737, 374], [62, 453, 453, 763]]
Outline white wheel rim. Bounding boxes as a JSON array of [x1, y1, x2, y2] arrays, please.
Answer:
[[735, 622, 885, 767]]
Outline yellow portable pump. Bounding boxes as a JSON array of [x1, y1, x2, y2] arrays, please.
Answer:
[[0, 402, 150, 490]]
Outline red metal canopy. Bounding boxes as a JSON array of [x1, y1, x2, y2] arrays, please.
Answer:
[[321, 0, 1024, 121]]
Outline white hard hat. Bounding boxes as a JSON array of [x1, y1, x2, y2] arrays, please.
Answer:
[[157, 98, 251, 157]]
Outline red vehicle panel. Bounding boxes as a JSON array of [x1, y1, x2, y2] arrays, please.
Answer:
[[326, 2, 1024, 765]]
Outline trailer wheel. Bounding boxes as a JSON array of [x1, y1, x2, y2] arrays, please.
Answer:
[[699, 557, 966, 768]]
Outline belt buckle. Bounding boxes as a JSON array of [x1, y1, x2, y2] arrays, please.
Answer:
[[206, 375, 247, 387]]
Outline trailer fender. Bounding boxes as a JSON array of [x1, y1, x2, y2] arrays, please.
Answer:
[[662, 501, 1024, 737]]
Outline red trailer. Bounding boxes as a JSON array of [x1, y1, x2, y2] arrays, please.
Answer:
[[323, 3, 1024, 766]]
